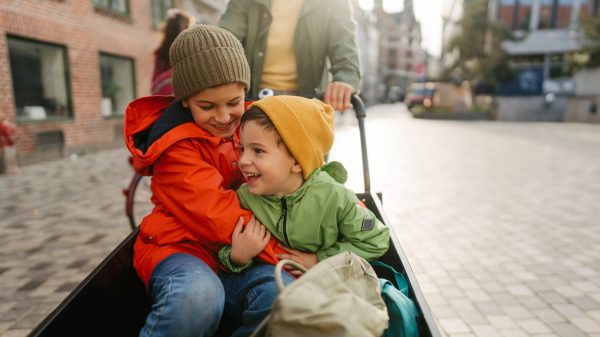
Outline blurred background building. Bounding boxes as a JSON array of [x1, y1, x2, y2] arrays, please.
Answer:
[[440, 0, 600, 122], [0, 0, 436, 165]]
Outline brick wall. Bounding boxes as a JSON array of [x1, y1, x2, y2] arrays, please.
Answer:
[[0, 0, 161, 164]]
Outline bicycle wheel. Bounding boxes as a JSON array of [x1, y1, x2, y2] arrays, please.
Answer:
[[124, 173, 153, 230]]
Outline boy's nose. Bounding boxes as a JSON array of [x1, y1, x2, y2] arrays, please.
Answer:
[[238, 151, 250, 166]]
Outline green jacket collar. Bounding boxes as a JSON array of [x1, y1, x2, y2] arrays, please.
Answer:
[[262, 161, 348, 204]]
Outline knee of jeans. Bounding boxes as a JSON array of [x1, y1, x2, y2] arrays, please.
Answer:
[[186, 272, 225, 320], [158, 271, 225, 327]]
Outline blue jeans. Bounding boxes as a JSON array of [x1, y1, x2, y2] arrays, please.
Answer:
[[139, 253, 293, 337], [218, 263, 294, 337], [139, 253, 224, 337]]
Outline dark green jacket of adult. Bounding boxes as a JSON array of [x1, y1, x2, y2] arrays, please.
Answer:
[[218, 0, 362, 98], [219, 163, 389, 272]]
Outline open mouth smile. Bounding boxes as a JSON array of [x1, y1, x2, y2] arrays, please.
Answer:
[[244, 172, 261, 184]]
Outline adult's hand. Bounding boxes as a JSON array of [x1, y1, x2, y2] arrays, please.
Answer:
[[324, 81, 354, 111]]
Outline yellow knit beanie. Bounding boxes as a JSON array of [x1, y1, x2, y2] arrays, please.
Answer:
[[250, 96, 334, 179]]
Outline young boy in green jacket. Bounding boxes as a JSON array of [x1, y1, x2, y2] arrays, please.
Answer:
[[219, 95, 389, 273]]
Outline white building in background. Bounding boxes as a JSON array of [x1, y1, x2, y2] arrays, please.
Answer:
[[441, 0, 464, 70], [375, 0, 427, 102], [352, 0, 381, 105]]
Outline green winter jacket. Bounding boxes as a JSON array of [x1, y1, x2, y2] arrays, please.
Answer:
[[218, 0, 362, 99], [219, 162, 389, 272]]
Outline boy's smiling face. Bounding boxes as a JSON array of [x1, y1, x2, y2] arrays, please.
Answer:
[[182, 83, 245, 138], [238, 120, 303, 197]]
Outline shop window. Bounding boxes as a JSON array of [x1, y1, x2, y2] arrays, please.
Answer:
[[93, 0, 129, 16], [151, 0, 175, 27], [99, 53, 135, 118], [7, 36, 72, 122]]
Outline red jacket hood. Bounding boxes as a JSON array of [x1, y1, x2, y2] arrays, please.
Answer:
[[124, 96, 225, 175]]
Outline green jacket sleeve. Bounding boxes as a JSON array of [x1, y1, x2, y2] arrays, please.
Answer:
[[326, 0, 362, 92], [218, 245, 255, 273], [218, 0, 249, 41], [316, 190, 389, 261]]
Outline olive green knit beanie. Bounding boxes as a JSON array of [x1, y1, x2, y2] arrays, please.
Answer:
[[169, 24, 250, 101], [250, 96, 335, 180]]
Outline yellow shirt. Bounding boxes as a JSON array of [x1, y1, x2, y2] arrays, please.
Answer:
[[259, 0, 304, 91]]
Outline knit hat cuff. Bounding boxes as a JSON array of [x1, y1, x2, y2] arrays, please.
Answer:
[[173, 47, 250, 100]]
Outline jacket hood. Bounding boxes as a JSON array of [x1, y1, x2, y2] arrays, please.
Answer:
[[124, 95, 224, 175]]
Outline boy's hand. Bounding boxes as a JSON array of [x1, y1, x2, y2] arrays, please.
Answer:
[[276, 245, 318, 276], [230, 216, 271, 266]]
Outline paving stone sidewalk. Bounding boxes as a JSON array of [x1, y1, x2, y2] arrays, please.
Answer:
[[0, 149, 132, 337], [331, 105, 600, 337]]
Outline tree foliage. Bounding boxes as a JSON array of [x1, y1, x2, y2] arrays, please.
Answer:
[[442, 0, 514, 86], [565, 15, 600, 71]]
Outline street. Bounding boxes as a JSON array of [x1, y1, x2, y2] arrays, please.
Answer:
[[1, 103, 600, 337]]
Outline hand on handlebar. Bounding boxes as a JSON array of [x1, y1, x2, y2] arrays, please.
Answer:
[[324, 82, 354, 111]]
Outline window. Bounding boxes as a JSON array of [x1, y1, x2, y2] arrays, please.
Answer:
[[93, 0, 129, 16], [539, 0, 555, 28], [498, 0, 517, 28], [516, 0, 533, 30], [499, 0, 533, 30], [580, 0, 600, 17], [99, 53, 135, 118], [7, 36, 72, 122], [555, 0, 572, 28], [151, 0, 175, 27]]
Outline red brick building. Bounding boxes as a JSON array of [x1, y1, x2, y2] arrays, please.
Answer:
[[0, 0, 167, 164]]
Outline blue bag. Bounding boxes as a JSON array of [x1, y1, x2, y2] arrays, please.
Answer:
[[371, 261, 419, 337]]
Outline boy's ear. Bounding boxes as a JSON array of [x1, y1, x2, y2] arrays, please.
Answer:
[[181, 99, 189, 108], [292, 160, 303, 174]]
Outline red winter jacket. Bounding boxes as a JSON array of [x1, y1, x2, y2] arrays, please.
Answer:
[[124, 96, 280, 286]]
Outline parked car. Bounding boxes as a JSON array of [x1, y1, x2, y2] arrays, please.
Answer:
[[404, 82, 469, 112], [404, 83, 435, 110]]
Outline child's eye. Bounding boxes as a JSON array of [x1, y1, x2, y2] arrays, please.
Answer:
[[254, 148, 264, 154], [228, 100, 241, 107], [198, 104, 214, 111]]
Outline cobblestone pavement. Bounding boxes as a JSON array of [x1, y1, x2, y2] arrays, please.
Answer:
[[1, 104, 599, 337]]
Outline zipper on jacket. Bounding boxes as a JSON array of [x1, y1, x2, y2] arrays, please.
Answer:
[[278, 198, 291, 248]]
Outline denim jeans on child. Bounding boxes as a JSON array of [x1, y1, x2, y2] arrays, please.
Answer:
[[139, 253, 293, 337], [218, 263, 294, 337], [139, 253, 224, 337]]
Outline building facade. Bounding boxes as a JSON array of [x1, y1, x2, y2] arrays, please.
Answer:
[[488, 0, 599, 120], [376, 0, 427, 102], [0, 0, 226, 165], [492, 0, 598, 95]]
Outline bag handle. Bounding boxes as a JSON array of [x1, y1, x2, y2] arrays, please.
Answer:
[[274, 259, 307, 291], [370, 260, 409, 295]]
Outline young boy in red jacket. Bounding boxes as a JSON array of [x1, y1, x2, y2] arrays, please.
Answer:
[[124, 25, 290, 337]]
